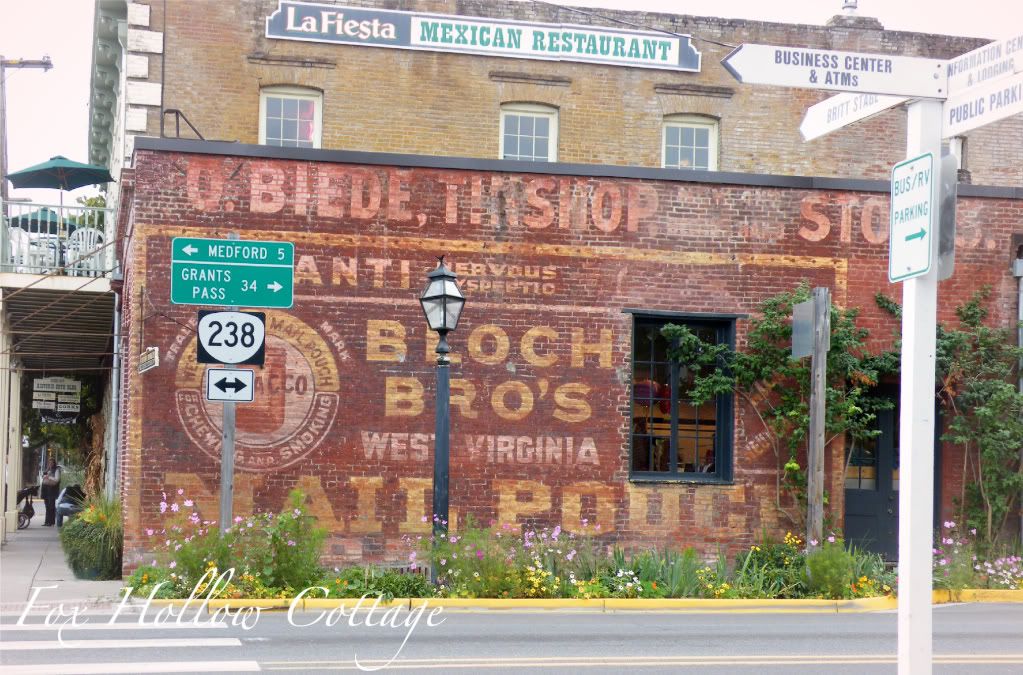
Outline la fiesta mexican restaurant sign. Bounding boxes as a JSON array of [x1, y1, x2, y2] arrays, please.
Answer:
[[266, 1, 702, 71]]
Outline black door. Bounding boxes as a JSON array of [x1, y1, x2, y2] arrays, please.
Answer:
[[845, 408, 900, 560]]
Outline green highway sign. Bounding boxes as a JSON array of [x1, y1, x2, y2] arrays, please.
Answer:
[[171, 237, 295, 308]]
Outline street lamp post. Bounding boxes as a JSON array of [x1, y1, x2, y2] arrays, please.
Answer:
[[418, 257, 465, 585]]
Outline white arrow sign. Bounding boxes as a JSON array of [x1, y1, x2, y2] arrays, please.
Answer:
[[722, 44, 947, 98], [947, 31, 1023, 96], [206, 368, 255, 403], [944, 70, 1023, 137], [267, 281, 283, 292], [182, 244, 198, 255], [800, 92, 908, 141]]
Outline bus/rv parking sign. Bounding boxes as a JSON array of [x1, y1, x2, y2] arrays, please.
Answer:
[[888, 152, 934, 283]]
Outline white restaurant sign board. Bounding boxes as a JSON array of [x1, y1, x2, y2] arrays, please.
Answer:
[[721, 44, 947, 97], [800, 92, 908, 141], [943, 70, 1023, 137], [889, 153, 935, 282]]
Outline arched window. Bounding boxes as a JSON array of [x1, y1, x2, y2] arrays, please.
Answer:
[[259, 86, 322, 149], [500, 103, 558, 162], [662, 114, 718, 170]]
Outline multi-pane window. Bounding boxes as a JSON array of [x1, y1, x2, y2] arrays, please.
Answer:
[[500, 104, 558, 161], [662, 115, 718, 170], [630, 315, 733, 480], [259, 87, 322, 148]]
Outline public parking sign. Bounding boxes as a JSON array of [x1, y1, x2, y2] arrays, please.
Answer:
[[889, 153, 935, 282], [171, 237, 295, 308], [197, 311, 266, 365]]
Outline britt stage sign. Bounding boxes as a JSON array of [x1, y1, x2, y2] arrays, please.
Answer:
[[265, 1, 702, 72]]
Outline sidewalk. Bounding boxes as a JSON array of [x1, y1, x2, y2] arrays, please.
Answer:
[[0, 523, 124, 615]]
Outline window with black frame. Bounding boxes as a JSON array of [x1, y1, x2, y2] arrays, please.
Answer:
[[630, 315, 734, 481]]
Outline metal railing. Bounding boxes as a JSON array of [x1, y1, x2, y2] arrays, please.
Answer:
[[0, 200, 116, 277]]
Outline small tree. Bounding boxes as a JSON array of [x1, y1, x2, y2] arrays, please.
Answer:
[[663, 282, 898, 529]]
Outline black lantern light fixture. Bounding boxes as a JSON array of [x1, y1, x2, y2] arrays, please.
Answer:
[[418, 256, 465, 359], [418, 256, 465, 582]]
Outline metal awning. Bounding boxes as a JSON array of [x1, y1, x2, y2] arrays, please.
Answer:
[[1, 286, 116, 373]]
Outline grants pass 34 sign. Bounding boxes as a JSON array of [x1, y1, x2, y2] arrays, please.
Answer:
[[266, 1, 701, 72]]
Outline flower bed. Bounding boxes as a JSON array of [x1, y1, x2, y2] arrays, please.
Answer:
[[125, 489, 1021, 601]]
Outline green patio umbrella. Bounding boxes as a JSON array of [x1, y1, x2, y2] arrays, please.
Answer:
[[5, 156, 114, 232], [8, 207, 72, 235], [5, 155, 114, 191]]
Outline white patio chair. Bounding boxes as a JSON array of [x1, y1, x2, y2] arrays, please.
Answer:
[[65, 227, 105, 277], [4, 227, 53, 273]]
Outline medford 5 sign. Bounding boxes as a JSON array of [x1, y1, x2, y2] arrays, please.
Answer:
[[265, 1, 701, 71], [171, 237, 295, 308]]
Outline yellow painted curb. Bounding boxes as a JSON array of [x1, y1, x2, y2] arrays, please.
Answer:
[[411, 598, 604, 610], [837, 596, 898, 612], [302, 598, 409, 610], [603, 598, 832, 611], [205, 599, 294, 610], [934, 588, 1023, 603]]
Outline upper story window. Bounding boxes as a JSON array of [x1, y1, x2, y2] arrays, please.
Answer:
[[662, 115, 718, 171], [500, 103, 558, 162], [630, 314, 734, 482], [259, 87, 322, 148]]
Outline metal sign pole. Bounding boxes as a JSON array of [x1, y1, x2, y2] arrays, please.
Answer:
[[219, 233, 240, 532], [806, 287, 830, 548], [896, 99, 942, 675]]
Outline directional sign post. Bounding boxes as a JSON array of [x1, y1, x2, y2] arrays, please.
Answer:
[[800, 92, 908, 141], [889, 153, 935, 282], [944, 70, 1023, 138], [206, 368, 255, 403], [171, 237, 295, 308], [722, 44, 947, 97]]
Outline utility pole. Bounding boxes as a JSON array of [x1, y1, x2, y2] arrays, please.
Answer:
[[0, 55, 53, 206]]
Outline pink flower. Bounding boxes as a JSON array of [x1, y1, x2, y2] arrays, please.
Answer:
[[234, 516, 243, 523], [566, 549, 576, 561], [970, 528, 977, 535], [145, 528, 154, 536], [476, 550, 484, 559], [421, 516, 428, 523], [287, 540, 296, 547], [552, 526, 561, 540], [293, 509, 301, 516], [183, 499, 194, 507], [810, 539, 819, 547], [827, 535, 836, 543], [177, 488, 184, 496], [159, 502, 168, 513], [169, 561, 177, 568], [944, 520, 955, 529], [440, 559, 447, 566], [170, 503, 179, 513]]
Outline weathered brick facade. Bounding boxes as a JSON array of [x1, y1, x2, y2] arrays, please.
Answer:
[[118, 139, 1023, 567], [114, 0, 1021, 187]]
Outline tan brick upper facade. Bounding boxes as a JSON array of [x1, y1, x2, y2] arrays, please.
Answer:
[[117, 0, 1020, 186]]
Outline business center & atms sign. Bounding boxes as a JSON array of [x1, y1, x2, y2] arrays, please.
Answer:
[[266, 1, 702, 72]]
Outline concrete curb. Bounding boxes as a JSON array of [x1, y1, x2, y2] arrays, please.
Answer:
[[141, 588, 1023, 613]]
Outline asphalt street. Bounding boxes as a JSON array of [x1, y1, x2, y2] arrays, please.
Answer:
[[1, 602, 1021, 673]]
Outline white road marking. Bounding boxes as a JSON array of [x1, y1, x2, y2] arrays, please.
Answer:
[[4, 660, 261, 673], [0, 637, 241, 650]]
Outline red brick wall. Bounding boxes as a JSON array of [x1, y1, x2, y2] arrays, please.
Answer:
[[119, 147, 1023, 567]]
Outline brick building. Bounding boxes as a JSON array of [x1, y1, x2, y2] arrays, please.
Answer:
[[83, 0, 1023, 565]]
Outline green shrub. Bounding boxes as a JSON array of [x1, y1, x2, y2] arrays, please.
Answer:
[[60, 495, 122, 580], [805, 538, 854, 598]]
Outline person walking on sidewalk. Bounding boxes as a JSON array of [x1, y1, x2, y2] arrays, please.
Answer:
[[41, 458, 62, 526]]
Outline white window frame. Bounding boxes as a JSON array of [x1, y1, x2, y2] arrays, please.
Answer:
[[499, 103, 558, 162], [662, 114, 719, 171], [259, 86, 323, 149]]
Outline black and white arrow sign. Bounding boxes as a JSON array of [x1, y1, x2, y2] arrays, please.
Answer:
[[206, 368, 255, 403]]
